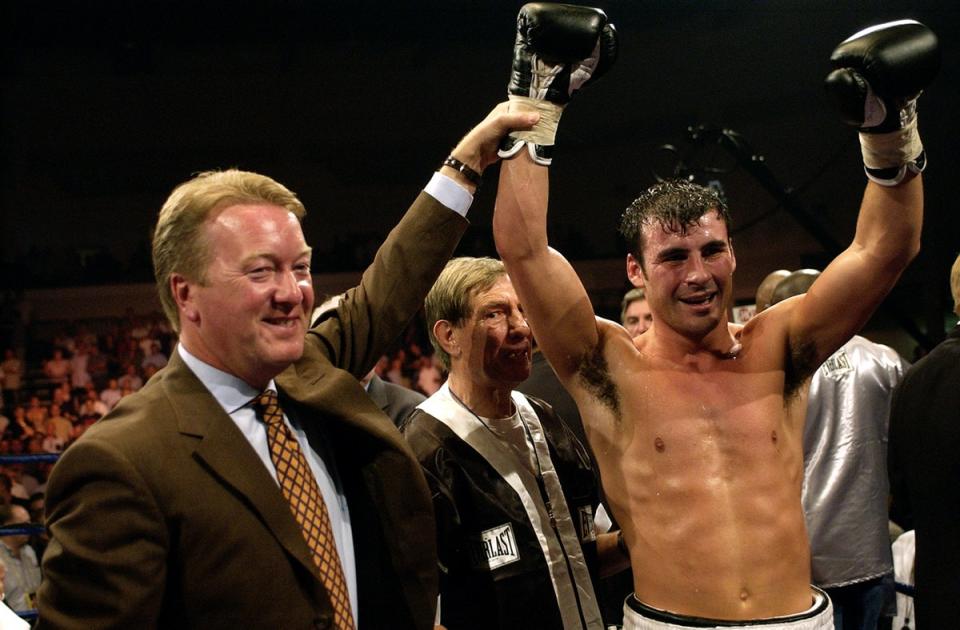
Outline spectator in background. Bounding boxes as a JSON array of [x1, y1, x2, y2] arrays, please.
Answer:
[[0, 557, 31, 629], [86, 344, 109, 389], [71, 326, 97, 353], [141, 341, 168, 372], [24, 438, 43, 457], [114, 332, 138, 368], [384, 354, 412, 389], [2, 469, 29, 505], [46, 405, 73, 446], [27, 493, 47, 564], [406, 341, 425, 367], [50, 384, 72, 415], [23, 398, 47, 436], [50, 334, 73, 357], [41, 426, 65, 454], [415, 354, 444, 396], [754, 269, 791, 315], [17, 470, 41, 501], [42, 350, 70, 385], [99, 378, 123, 410], [0, 477, 11, 507], [1, 350, 23, 407], [100, 331, 122, 377], [142, 363, 160, 383], [68, 343, 92, 390], [117, 363, 143, 391], [136, 332, 156, 360], [127, 315, 149, 346], [620, 288, 652, 337], [0, 504, 42, 613], [10, 407, 33, 441], [71, 416, 97, 442], [153, 313, 175, 341], [888, 252, 960, 628], [76, 389, 107, 424], [85, 386, 106, 413]]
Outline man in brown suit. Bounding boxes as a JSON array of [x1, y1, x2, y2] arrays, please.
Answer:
[[36, 104, 538, 630]]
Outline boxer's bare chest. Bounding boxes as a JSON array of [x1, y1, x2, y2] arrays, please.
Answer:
[[582, 343, 792, 478]]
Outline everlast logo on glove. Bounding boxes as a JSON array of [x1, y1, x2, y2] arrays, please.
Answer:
[[469, 523, 520, 570], [499, 2, 617, 165]]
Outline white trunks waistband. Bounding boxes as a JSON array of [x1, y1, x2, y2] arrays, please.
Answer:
[[622, 587, 833, 630]]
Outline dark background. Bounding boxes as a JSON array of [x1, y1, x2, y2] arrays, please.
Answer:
[[2, 1, 958, 348]]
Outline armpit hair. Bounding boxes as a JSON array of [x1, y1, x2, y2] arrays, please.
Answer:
[[576, 342, 621, 421], [785, 338, 818, 400]]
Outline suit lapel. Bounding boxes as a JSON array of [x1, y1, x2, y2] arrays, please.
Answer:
[[161, 353, 320, 580], [279, 357, 412, 458], [278, 356, 437, 608]]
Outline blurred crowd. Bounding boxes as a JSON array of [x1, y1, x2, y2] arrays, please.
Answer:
[[0, 309, 441, 499]]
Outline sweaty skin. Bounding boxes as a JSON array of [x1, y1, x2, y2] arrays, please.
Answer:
[[493, 151, 921, 619], [579, 314, 811, 617]]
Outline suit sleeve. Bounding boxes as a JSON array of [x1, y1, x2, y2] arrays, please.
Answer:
[[37, 438, 169, 630], [307, 192, 468, 378]]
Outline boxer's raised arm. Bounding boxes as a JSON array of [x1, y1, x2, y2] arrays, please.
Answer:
[[495, 153, 598, 379], [786, 21, 936, 370], [493, 3, 617, 379]]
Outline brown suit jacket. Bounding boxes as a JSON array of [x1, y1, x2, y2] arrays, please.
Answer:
[[37, 192, 467, 630]]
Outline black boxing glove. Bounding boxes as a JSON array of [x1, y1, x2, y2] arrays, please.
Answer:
[[825, 19, 940, 185], [499, 2, 618, 165]]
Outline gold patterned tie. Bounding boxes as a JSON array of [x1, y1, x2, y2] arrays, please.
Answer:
[[254, 390, 355, 630]]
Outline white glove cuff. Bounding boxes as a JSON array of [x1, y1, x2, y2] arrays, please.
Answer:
[[859, 114, 923, 171], [496, 139, 553, 166]]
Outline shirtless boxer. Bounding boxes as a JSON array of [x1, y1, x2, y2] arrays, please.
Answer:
[[492, 8, 937, 628]]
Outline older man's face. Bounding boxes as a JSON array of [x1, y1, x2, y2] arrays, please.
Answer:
[[453, 276, 532, 391]]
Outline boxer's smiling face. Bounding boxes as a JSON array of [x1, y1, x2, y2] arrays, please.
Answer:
[[640, 211, 735, 339]]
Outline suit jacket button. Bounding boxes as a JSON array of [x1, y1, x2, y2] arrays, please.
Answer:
[[314, 614, 331, 629]]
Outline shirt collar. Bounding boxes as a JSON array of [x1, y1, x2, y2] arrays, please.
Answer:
[[177, 344, 274, 414]]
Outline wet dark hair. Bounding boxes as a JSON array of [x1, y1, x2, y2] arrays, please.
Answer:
[[619, 179, 731, 269]]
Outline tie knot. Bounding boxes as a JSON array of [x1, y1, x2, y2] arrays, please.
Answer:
[[253, 390, 283, 426]]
